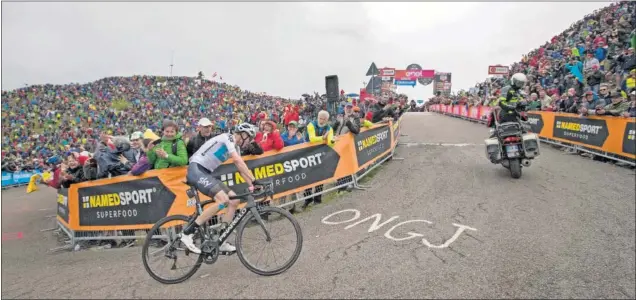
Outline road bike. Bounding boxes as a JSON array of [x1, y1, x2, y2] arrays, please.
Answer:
[[142, 178, 303, 284]]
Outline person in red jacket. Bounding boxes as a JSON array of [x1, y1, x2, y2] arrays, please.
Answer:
[[255, 120, 284, 152], [283, 105, 300, 125]]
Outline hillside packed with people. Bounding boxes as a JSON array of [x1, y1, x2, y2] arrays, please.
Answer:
[[1, 71, 408, 190], [428, 1, 636, 118]]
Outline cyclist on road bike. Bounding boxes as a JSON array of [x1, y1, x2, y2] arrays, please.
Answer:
[[180, 123, 258, 254]]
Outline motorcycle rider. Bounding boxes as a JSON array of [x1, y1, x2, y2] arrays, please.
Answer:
[[487, 73, 529, 137]]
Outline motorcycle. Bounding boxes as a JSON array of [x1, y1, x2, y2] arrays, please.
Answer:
[[484, 106, 540, 179]]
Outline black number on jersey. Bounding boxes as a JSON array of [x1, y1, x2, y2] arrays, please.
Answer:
[[201, 141, 219, 156], [227, 133, 234, 143]]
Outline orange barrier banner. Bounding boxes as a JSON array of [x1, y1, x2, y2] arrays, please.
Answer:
[[429, 104, 635, 159], [58, 119, 402, 231]]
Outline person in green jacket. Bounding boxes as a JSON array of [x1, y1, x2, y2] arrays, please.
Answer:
[[147, 120, 188, 169]]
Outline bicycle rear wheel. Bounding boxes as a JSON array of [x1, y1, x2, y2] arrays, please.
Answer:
[[235, 206, 303, 276], [141, 215, 203, 284]]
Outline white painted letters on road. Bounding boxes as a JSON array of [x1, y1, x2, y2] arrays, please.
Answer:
[[384, 220, 433, 241], [321, 209, 360, 225], [421, 223, 478, 249], [344, 213, 400, 233], [322, 209, 478, 249]]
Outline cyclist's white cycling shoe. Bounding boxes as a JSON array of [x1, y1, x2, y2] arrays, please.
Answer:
[[220, 242, 236, 252], [180, 233, 201, 254]]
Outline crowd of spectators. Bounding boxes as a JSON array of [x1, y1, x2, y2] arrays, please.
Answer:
[[428, 1, 636, 119], [1, 68, 410, 248], [2, 70, 408, 195]]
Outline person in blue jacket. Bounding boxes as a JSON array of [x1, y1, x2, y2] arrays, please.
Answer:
[[280, 121, 305, 146]]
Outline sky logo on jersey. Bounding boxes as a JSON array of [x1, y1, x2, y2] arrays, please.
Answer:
[[213, 144, 230, 162], [213, 144, 339, 194], [77, 177, 175, 226]]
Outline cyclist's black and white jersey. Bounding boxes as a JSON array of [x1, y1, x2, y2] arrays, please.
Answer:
[[189, 133, 237, 172]]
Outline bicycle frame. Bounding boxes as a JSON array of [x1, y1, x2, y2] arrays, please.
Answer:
[[187, 185, 273, 249]]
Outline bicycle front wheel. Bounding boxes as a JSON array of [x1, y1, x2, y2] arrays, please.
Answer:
[[235, 206, 303, 276], [141, 215, 203, 284]]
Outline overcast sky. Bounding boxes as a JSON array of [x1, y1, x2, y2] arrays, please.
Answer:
[[2, 2, 608, 100]]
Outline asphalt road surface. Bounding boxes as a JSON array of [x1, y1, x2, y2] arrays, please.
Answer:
[[2, 112, 635, 299]]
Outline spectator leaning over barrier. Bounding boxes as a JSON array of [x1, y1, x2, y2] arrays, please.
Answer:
[[353, 106, 373, 128], [579, 91, 597, 116], [147, 120, 188, 170], [129, 138, 156, 176], [304, 110, 335, 147], [369, 98, 397, 123], [281, 121, 305, 147], [333, 103, 361, 136], [93, 137, 131, 179], [60, 153, 86, 188], [594, 90, 631, 116], [302, 110, 335, 209], [255, 120, 284, 152], [186, 117, 214, 158], [333, 103, 361, 195]]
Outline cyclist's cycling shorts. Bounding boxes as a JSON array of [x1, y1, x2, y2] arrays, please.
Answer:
[[186, 163, 231, 197]]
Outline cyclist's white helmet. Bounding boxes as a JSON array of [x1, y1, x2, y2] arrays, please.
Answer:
[[235, 123, 256, 138], [511, 73, 528, 89]]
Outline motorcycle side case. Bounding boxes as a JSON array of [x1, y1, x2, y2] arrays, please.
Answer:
[[484, 137, 501, 162], [521, 133, 540, 158]]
